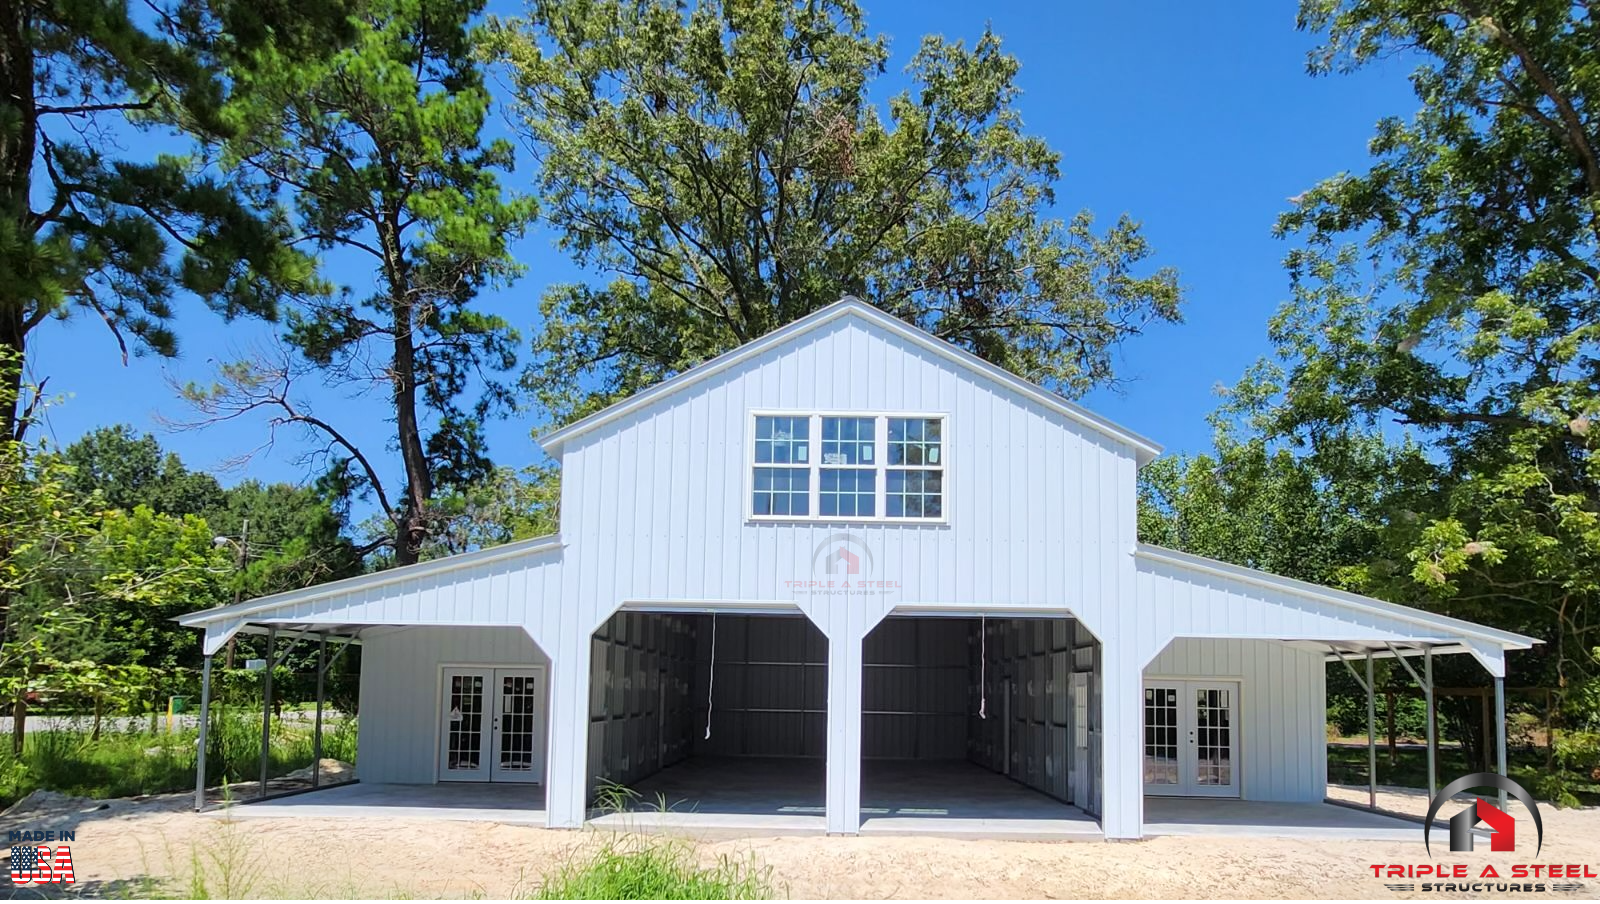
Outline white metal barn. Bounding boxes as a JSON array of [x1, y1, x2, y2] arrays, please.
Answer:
[[179, 297, 1538, 840]]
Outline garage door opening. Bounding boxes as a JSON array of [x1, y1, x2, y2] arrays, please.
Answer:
[[859, 614, 1102, 837], [586, 610, 828, 832]]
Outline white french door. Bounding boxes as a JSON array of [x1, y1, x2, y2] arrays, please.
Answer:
[[1143, 679, 1240, 797], [439, 666, 545, 783]]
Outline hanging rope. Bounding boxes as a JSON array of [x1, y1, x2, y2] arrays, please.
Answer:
[[705, 613, 717, 740], [978, 615, 988, 720]]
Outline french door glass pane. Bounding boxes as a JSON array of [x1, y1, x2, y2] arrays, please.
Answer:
[[498, 674, 539, 773], [1194, 687, 1232, 786], [446, 674, 484, 770], [1143, 686, 1179, 785]]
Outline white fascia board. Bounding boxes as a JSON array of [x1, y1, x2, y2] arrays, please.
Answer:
[[535, 297, 1164, 465], [177, 534, 564, 627], [1135, 543, 1540, 651]]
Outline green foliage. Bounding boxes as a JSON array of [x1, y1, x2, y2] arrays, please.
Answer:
[[532, 836, 774, 900], [1138, 427, 1424, 587], [61, 426, 226, 517], [420, 464, 561, 560], [206, 479, 362, 599], [1221, 0, 1600, 693], [0, 711, 356, 809], [0, 0, 346, 438], [487, 0, 1181, 425], [184, 0, 536, 565], [71, 506, 230, 673]]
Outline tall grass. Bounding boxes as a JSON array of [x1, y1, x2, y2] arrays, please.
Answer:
[[532, 835, 774, 900], [0, 709, 358, 807]]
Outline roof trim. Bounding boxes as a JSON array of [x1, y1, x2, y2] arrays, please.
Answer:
[[177, 534, 564, 627], [535, 297, 1164, 464], [1134, 544, 1540, 650]]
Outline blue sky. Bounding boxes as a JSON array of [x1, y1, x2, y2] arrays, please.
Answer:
[[29, 0, 1418, 500]]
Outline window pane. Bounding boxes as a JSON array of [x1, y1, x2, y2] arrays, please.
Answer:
[[821, 416, 874, 466], [756, 416, 810, 467], [818, 467, 874, 520], [885, 467, 941, 520], [887, 417, 942, 471], [753, 466, 809, 517]]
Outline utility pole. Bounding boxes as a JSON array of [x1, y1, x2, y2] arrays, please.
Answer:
[[216, 519, 248, 669]]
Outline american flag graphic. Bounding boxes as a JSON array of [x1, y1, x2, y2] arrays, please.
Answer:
[[7, 845, 74, 884], [9, 845, 39, 883]]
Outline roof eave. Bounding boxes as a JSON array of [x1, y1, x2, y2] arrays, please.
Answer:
[[1134, 543, 1541, 651], [177, 533, 564, 627]]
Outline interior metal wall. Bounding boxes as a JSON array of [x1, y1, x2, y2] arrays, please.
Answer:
[[862, 618, 971, 759], [968, 617, 1098, 807], [691, 614, 828, 757], [588, 612, 699, 797]]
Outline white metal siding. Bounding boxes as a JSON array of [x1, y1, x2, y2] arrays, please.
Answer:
[[1145, 637, 1327, 803], [189, 305, 1527, 838], [357, 626, 550, 785], [556, 317, 1139, 623]]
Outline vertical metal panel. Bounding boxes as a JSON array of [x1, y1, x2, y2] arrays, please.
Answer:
[[1144, 637, 1326, 803]]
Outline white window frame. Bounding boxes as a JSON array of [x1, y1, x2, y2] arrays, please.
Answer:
[[746, 410, 949, 524]]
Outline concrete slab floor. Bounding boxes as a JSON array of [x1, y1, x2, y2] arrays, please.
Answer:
[[860, 759, 1101, 840], [1143, 797, 1425, 841], [590, 756, 1101, 840], [588, 756, 828, 837], [213, 781, 548, 825]]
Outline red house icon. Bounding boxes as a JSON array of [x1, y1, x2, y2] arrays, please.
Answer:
[[823, 546, 860, 575]]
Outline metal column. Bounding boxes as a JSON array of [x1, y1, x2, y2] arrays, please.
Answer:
[[1495, 675, 1507, 810], [1387, 642, 1436, 802], [1366, 651, 1377, 808], [1330, 645, 1376, 809], [259, 626, 277, 799], [313, 633, 327, 789], [194, 654, 213, 811], [1425, 648, 1436, 799]]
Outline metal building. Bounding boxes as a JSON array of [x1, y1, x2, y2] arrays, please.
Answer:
[[179, 297, 1538, 839]]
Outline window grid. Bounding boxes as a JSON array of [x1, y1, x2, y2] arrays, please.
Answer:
[[885, 416, 943, 519], [751, 413, 946, 522]]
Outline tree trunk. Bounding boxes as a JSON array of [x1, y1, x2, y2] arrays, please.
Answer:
[[1386, 691, 1397, 766], [11, 696, 25, 756], [0, 0, 36, 443], [382, 210, 431, 567]]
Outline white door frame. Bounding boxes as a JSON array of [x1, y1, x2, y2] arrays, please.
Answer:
[[1142, 677, 1242, 798], [437, 664, 547, 784]]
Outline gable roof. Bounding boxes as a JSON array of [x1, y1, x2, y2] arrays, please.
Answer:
[[1135, 543, 1540, 652], [536, 296, 1164, 464]]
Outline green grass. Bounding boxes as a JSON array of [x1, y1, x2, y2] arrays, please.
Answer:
[[1326, 743, 1600, 805], [0, 709, 358, 807], [531, 835, 775, 900]]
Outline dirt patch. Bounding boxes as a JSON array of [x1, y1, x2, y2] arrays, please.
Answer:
[[6, 784, 1599, 899]]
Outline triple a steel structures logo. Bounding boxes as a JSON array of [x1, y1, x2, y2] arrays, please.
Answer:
[[1372, 772, 1591, 895]]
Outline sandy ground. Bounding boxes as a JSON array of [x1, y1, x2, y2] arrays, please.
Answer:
[[4, 784, 1598, 899]]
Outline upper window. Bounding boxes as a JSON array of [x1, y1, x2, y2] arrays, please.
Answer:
[[753, 416, 810, 515], [886, 417, 943, 518], [751, 413, 945, 521]]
